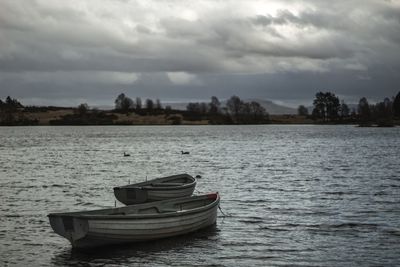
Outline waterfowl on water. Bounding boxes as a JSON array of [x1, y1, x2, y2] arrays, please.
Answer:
[[124, 152, 130, 157], [181, 151, 190, 155]]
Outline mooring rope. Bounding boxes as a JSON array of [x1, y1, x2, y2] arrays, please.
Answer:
[[218, 204, 231, 217], [195, 188, 231, 217]]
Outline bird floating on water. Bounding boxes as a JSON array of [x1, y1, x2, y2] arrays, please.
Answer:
[[181, 151, 190, 155], [124, 152, 131, 157]]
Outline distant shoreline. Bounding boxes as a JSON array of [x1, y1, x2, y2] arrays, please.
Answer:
[[1, 108, 309, 126], [1, 108, 398, 127], [2, 93, 400, 127], [1, 105, 399, 127]]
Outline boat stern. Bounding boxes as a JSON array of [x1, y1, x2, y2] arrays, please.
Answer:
[[48, 214, 89, 247], [113, 186, 148, 205]]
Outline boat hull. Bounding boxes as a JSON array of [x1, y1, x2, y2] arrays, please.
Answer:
[[49, 193, 219, 248], [114, 174, 196, 205]]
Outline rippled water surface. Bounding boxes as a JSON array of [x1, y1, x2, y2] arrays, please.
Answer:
[[1, 125, 399, 266]]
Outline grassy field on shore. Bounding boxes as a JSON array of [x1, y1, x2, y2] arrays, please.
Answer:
[[2, 106, 399, 126], [23, 109, 219, 125], [19, 108, 316, 125]]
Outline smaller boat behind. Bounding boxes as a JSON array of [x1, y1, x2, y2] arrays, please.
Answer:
[[114, 173, 196, 205], [48, 193, 220, 248]]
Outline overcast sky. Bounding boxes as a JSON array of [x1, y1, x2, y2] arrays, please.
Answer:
[[0, 0, 399, 107]]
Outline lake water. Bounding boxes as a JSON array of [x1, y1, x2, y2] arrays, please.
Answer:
[[0, 125, 399, 266]]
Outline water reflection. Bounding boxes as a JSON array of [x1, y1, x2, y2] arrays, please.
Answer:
[[51, 225, 219, 266]]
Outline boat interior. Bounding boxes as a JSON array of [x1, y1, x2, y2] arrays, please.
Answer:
[[132, 174, 195, 187], [51, 194, 218, 217]]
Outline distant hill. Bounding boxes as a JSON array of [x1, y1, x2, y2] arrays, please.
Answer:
[[165, 99, 297, 115], [245, 99, 297, 115], [163, 102, 189, 111]]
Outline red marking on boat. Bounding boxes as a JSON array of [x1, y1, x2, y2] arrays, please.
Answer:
[[207, 192, 219, 199]]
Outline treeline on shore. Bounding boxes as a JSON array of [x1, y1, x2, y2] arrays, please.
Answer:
[[297, 91, 400, 127], [1, 91, 399, 126], [112, 94, 269, 124], [0, 94, 269, 125], [0, 96, 38, 126]]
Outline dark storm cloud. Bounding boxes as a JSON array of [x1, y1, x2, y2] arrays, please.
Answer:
[[0, 0, 399, 106]]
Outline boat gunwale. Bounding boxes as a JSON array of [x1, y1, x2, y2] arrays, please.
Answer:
[[113, 173, 196, 191], [48, 193, 219, 220]]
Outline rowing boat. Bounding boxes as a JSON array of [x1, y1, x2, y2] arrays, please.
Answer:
[[48, 193, 219, 248], [113, 173, 196, 205]]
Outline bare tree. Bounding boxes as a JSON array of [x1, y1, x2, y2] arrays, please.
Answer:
[[312, 92, 340, 121], [358, 97, 372, 125], [77, 103, 89, 115], [135, 97, 142, 110], [340, 101, 350, 117], [226, 95, 242, 117], [297, 105, 309, 116], [146, 99, 154, 110], [209, 96, 221, 114], [156, 99, 162, 109], [115, 93, 134, 113], [249, 101, 267, 120]]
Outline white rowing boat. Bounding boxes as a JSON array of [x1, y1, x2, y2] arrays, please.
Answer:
[[48, 193, 219, 248]]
